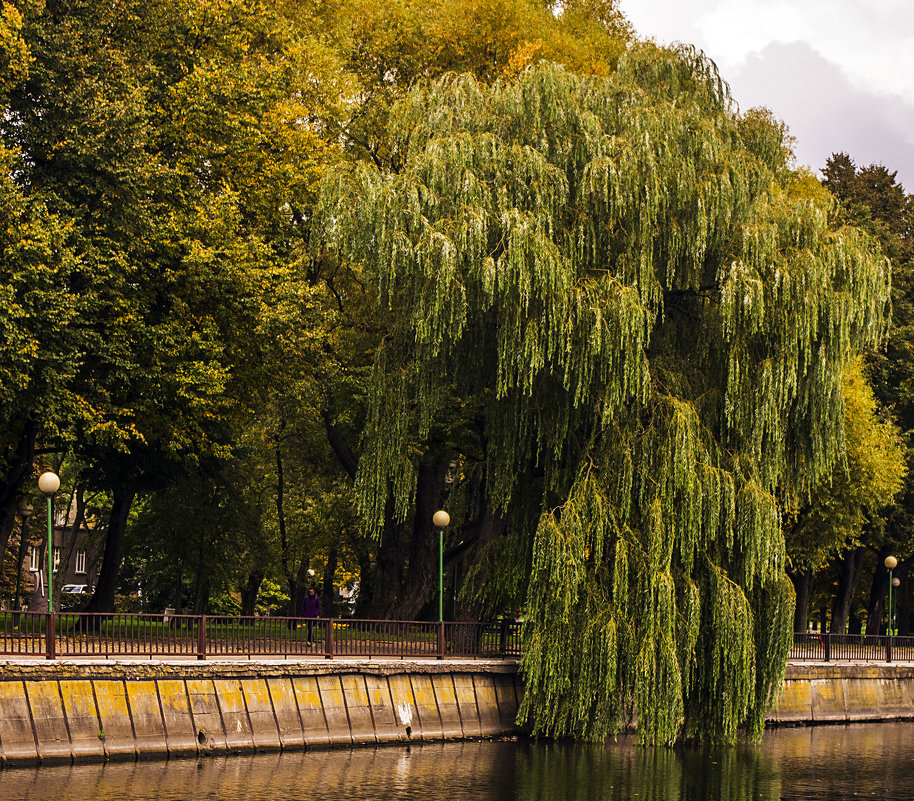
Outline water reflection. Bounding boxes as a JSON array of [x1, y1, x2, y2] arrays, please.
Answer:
[[3, 723, 914, 800], [2, 744, 513, 801], [513, 740, 781, 801]]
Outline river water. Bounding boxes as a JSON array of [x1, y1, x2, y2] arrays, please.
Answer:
[[2, 723, 913, 800]]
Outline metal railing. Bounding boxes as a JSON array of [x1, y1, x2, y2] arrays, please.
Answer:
[[0, 611, 524, 661], [7, 614, 911, 664], [790, 631, 914, 663]]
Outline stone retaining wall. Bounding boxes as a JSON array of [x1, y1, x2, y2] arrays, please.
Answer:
[[769, 663, 914, 725], [0, 660, 521, 767], [4, 659, 913, 766]]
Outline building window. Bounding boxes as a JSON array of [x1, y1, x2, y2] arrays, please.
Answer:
[[29, 546, 39, 572], [75, 550, 87, 575], [53, 547, 60, 569]]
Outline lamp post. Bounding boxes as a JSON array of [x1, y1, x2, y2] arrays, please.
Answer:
[[885, 555, 898, 636], [432, 510, 450, 623], [13, 501, 33, 617], [37, 472, 60, 614]]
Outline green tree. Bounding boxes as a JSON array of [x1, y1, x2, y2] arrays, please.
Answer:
[[289, 0, 635, 619], [786, 359, 905, 632], [320, 55, 890, 743], [0, 0, 339, 610], [314, 0, 631, 169], [0, 0, 81, 560], [822, 153, 914, 634]]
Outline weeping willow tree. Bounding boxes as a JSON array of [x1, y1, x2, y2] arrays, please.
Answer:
[[319, 46, 890, 744]]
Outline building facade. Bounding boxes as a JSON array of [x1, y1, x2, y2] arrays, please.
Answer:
[[26, 525, 102, 611]]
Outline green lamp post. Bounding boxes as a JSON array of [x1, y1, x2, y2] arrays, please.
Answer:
[[432, 510, 450, 623], [37, 471, 60, 613], [885, 555, 898, 636]]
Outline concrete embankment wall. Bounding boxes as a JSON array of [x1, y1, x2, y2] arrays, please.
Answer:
[[0, 660, 520, 767], [768, 663, 914, 726], [3, 659, 912, 767]]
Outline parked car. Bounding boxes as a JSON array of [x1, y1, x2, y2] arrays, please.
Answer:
[[60, 584, 91, 612]]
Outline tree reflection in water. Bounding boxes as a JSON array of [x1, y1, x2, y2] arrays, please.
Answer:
[[6, 724, 914, 800], [514, 739, 780, 801]]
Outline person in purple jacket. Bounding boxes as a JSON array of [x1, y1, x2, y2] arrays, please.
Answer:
[[302, 586, 321, 644]]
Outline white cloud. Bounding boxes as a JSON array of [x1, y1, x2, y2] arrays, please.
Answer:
[[695, 0, 914, 100], [620, 0, 914, 101], [694, 1, 812, 63], [727, 41, 914, 190], [618, 0, 914, 189]]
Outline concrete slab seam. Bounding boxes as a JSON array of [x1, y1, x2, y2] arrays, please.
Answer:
[[56, 680, 73, 758], [264, 678, 292, 750], [450, 673, 465, 737], [22, 680, 41, 761], [470, 674, 484, 732]]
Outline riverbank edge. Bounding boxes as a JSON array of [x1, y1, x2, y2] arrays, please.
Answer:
[[0, 659, 522, 767], [770, 662, 914, 727], [2, 659, 913, 766]]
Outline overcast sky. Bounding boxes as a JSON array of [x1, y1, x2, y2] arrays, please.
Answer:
[[619, 0, 914, 191]]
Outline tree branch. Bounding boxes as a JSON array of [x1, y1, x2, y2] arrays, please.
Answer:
[[322, 408, 359, 480]]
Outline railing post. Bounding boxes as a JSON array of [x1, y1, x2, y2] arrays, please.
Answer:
[[499, 619, 508, 657], [197, 615, 206, 660], [824, 632, 831, 662], [437, 621, 445, 659], [45, 612, 56, 660], [324, 618, 334, 659]]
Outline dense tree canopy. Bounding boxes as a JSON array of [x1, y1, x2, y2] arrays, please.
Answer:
[[807, 154, 914, 636], [0, 0, 344, 611], [787, 359, 904, 573], [785, 357, 905, 633], [0, 0, 633, 619], [321, 54, 890, 743], [0, 0, 904, 747]]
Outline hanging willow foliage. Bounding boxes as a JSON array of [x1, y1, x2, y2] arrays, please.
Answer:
[[319, 45, 890, 744]]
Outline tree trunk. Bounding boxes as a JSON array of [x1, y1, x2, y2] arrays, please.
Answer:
[[53, 484, 85, 611], [789, 568, 812, 632], [289, 558, 311, 620], [240, 570, 264, 616], [899, 598, 911, 635], [0, 421, 35, 565], [323, 546, 338, 618], [348, 532, 375, 616], [193, 543, 211, 616], [849, 611, 863, 635], [454, 504, 507, 620], [829, 547, 866, 634], [274, 434, 308, 619], [367, 497, 405, 618], [449, 505, 507, 654], [12, 510, 31, 611], [388, 459, 451, 620], [275, 436, 290, 593], [322, 407, 358, 479], [171, 532, 185, 611], [84, 486, 136, 613]]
